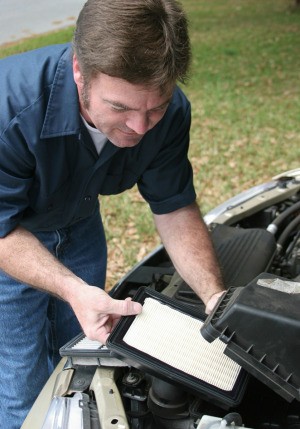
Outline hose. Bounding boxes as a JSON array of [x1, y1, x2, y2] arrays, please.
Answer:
[[267, 200, 300, 235], [277, 213, 300, 252], [221, 412, 243, 427]]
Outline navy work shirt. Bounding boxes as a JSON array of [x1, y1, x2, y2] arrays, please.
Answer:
[[0, 44, 196, 238]]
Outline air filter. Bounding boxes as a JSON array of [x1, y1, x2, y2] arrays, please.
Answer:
[[60, 332, 110, 358], [107, 287, 248, 408]]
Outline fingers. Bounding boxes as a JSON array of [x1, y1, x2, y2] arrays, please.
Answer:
[[85, 300, 142, 344], [113, 297, 143, 316], [103, 293, 142, 316], [72, 286, 143, 344], [91, 288, 142, 316], [205, 290, 225, 314]]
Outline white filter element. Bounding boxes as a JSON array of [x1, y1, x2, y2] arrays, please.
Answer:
[[71, 336, 106, 350], [123, 298, 241, 391]]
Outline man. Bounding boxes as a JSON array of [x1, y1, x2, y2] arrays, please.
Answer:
[[0, 0, 224, 427]]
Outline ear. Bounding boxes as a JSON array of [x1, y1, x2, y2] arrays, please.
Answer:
[[73, 54, 83, 88]]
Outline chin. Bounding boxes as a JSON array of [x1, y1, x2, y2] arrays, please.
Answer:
[[110, 136, 142, 148]]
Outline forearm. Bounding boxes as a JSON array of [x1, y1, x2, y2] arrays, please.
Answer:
[[0, 225, 142, 342], [0, 225, 85, 302], [154, 202, 225, 306]]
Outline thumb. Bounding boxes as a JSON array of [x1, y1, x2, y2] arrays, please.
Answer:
[[109, 296, 143, 316]]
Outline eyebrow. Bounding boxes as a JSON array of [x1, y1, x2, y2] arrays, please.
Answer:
[[103, 98, 172, 111]]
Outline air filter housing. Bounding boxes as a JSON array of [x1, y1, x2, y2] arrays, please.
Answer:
[[201, 273, 300, 403]]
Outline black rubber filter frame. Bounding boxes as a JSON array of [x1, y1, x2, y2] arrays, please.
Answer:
[[107, 287, 248, 409], [201, 273, 300, 403]]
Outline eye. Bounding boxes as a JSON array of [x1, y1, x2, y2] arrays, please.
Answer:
[[111, 107, 125, 112], [151, 103, 169, 113], [110, 104, 129, 112]]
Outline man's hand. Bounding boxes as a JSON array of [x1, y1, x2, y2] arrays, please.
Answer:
[[69, 285, 143, 344], [205, 290, 225, 314]]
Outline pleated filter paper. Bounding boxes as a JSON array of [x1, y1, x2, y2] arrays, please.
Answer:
[[71, 336, 104, 350], [123, 297, 241, 391]]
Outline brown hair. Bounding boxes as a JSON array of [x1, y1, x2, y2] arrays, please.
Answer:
[[73, 0, 191, 90]]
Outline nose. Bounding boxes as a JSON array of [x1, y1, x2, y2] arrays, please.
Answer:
[[125, 112, 151, 135]]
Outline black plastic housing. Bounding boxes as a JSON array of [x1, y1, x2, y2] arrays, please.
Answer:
[[201, 273, 300, 403]]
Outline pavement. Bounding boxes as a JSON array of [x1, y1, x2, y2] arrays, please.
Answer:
[[0, 0, 85, 46]]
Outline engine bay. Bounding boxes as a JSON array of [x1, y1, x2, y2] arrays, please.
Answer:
[[106, 173, 300, 429], [27, 171, 300, 429]]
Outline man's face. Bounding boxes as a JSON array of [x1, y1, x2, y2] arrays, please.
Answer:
[[73, 56, 173, 148]]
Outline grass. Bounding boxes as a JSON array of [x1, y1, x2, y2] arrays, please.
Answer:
[[185, 0, 300, 210], [0, 27, 74, 58], [1, 0, 299, 289]]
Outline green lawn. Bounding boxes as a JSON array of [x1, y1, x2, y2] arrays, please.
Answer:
[[185, 0, 300, 211], [1, 0, 299, 288]]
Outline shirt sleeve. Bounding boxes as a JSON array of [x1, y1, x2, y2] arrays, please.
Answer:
[[0, 136, 34, 237], [137, 97, 196, 215]]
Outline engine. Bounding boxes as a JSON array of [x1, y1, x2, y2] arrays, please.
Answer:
[[28, 171, 300, 429]]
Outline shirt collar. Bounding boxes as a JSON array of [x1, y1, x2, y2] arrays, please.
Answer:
[[41, 47, 81, 138]]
